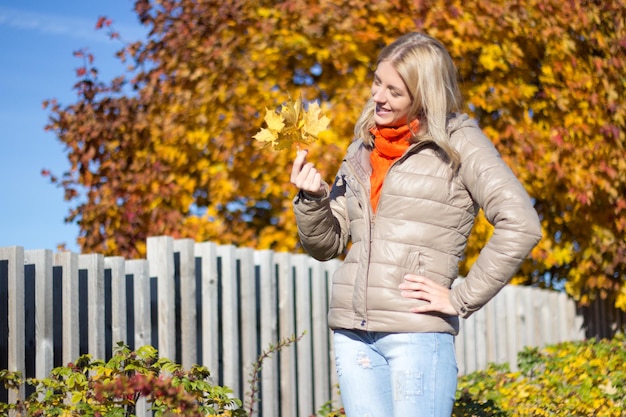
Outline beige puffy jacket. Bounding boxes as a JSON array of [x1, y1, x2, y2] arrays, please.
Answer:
[[293, 113, 542, 335]]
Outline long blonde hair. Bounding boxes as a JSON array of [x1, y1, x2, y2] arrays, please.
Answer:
[[354, 33, 463, 171]]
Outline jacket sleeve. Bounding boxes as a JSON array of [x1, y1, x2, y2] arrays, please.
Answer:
[[449, 129, 542, 318], [292, 173, 351, 261]]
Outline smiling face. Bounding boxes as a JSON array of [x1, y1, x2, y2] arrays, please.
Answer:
[[371, 60, 413, 128]]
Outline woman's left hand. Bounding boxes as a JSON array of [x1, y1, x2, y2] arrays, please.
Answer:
[[399, 274, 459, 316]]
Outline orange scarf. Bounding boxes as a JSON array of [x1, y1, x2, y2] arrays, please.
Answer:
[[369, 121, 419, 212]]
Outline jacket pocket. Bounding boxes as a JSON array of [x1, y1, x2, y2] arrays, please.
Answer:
[[407, 249, 426, 275]]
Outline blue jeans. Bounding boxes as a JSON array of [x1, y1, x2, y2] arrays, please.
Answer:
[[333, 329, 458, 417]]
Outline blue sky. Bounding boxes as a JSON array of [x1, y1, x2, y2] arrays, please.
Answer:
[[0, 1, 147, 251]]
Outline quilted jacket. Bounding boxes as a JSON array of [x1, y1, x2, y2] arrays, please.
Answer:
[[293, 113, 542, 335]]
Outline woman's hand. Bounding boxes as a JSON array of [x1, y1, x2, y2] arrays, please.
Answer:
[[399, 274, 459, 316], [290, 150, 324, 197]]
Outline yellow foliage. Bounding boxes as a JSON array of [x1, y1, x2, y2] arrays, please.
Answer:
[[253, 96, 330, 151], [454, 335, 626, 416], [45, 0, 626, 309], [478, 44, 508, 71]]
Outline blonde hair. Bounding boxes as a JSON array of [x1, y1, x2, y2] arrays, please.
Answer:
[[354, 32, 463, 171]]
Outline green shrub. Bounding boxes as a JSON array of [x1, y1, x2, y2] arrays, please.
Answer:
[[453, 333, 626, 416], [0, 343, 244, 416], [0, 334, 303, 417]]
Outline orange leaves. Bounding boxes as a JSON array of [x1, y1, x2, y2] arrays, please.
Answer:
[[42, 0, 626, 305], [95, 16, 112, 29]]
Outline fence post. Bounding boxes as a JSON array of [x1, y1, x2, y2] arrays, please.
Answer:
[[173, 239, 197, 369], [79, 253, 105, 359], [560, 291, 585, 341], [254, 249, 279, 417], [194, 242, 219, 376], [292, 254, 313, 417], [503, 285, 521, 371], [125, 259, 151, 349], [24, 249, 54, 380], [147, 236, 175, 360], [237, 246, 258, 409], [274, 251, 298, 417], [310, 258, 331, 413], [216, 244, 241, 396], [1, 246, 25, 409], [54, 251, 79, 366], [106, 256, 127, 352]]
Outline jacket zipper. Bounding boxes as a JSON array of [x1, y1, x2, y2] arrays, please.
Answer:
[[344, 158, 373, 326]]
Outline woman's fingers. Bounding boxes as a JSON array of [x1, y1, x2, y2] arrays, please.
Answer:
[[399, 274, 458, 316], [290, 150, 308, 184], [290, 150, 323, 195]]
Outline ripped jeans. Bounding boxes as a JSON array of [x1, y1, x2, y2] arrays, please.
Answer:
[[333, 329, 457, 417]]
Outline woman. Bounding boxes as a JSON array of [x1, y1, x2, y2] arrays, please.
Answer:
[[290, 32, 542, 417]]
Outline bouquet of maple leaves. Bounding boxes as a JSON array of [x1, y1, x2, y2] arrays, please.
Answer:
[[253, 96, 330, 150]]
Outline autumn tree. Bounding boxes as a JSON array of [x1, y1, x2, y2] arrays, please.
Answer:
[[44, 0, 626, 309]]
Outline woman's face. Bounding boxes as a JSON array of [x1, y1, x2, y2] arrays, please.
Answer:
[[371, 60, 412, 127]]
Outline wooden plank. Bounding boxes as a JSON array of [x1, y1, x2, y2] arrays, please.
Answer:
[[531, 287, 545, 347], [173, 239, 197, 368], [483, 297, 497, 366], [275, 251, 298, 417], [513, 285, 529, 371], [540, 290, 555, 347], [216, 244, 240, 395], [125, 259, 151, 348], [254, 249, 279, 417], [325, 260, 341, 407], [147, 236, 175, 359], [309, 257, 330, 413], [54, 251, 80, 365], [492, 287, 509, 366], [503, 285, 519, 371], [194, 242, 219, 377], [462, 304, 477, 374], [105, 256, 127, 350], [293, 254, 313, 417], [452, 279, 468, 375], [237, 247, 257, 412], [473, 305, 488, 371], [520, 287, 534, 366], [24, 249, 54, 379], [1, 246, 25, 406], [79, 253, 105, 360], [455, 312, 466, 375]]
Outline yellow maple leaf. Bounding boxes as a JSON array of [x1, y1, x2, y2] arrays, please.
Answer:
[[252, 107, 285, 146], [264, 108, 285, 132], [302, 101, 330, 140], [252, 127, 278, 146], [280, 96, 301, 127]]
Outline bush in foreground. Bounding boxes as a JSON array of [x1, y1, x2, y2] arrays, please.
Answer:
[[1, 343, 244, 416], [2, 334, 624, 416], [453, 333, 626, 416], [0, 334, 303, 417]]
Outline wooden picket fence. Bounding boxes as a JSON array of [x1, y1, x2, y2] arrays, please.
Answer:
[[1, 236, 623, 416]]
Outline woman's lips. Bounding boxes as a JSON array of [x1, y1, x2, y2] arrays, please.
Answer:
[[376, 105, 391, 114]]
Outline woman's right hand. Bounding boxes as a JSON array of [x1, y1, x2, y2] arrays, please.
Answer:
[[290, 150, 324, 198]]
